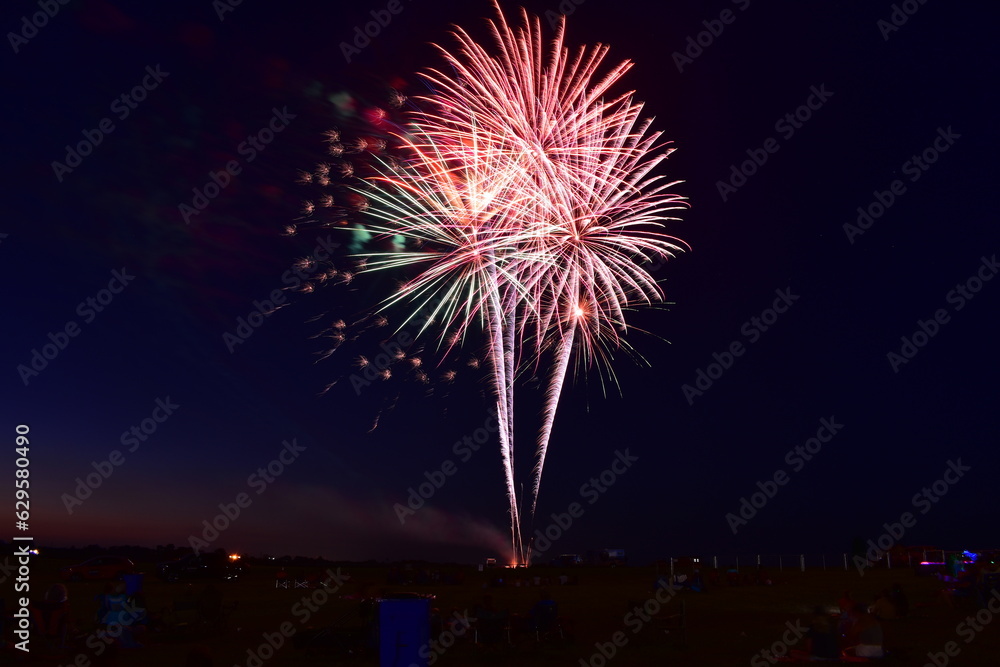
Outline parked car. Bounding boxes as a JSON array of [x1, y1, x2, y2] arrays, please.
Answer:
[[60, 556, 135, 582], [551, 554, 583, 567], [156, 553, 245, 582]]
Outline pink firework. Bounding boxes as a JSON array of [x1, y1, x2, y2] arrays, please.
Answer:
[[322, 2, 688, 563]]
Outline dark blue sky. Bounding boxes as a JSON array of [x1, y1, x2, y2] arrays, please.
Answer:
[[2, 0, 997, 565]]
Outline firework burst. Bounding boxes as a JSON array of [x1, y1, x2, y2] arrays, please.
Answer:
[[300, 2, 688, 564]]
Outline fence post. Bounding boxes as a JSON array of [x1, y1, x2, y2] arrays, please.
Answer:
[[779, 555, 783, 571], [736, 556, 739, 573], [843, 553, 848, 571], [887, 552, 891, 570], [757, 554, 761, 568], [800, 554, 805, 572], [669, 556, 674, 580], [822, 554, 826, 571], [713, 555, 718, 570]]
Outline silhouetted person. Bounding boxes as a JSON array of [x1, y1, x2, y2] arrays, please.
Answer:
[[844, 602, 883, 658], [32, 583, 73, 650], [807, 606, 839, 661], [889, 583, 909, 618]]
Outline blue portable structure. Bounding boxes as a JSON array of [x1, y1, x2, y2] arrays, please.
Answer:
[[379, 594, 432, 667]]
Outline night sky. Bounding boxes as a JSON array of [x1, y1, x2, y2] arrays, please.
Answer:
[[3, 0, 997, 566]]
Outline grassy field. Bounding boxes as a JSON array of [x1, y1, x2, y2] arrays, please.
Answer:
[[4, 558, 998, 666]]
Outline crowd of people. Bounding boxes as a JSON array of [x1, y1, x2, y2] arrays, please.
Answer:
[[4, 553, 997, 664], [0, 578, 230, 665]]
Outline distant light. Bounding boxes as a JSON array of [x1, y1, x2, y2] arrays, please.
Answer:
[[29, 549, 39, 556], [229, 554, 241, 561]]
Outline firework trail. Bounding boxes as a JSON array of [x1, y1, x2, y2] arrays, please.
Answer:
[[304, 2, 688, 562], [410, 3, 689, 540]]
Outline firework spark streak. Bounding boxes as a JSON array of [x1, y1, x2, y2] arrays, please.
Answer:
[[313, 1, 688, 563]]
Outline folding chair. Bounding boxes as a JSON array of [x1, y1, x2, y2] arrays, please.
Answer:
[[474, 615, 511, 647], [533, 603, 563, 642]]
